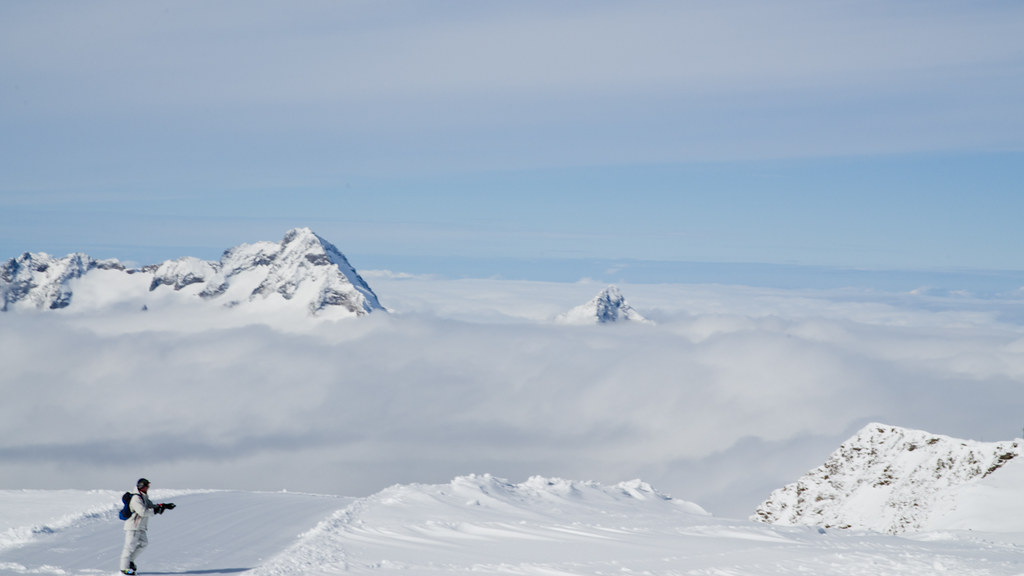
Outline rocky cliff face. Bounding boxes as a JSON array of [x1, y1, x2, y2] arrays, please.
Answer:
[[1, 228, 383, 317], [753, 423, 1021, 533]]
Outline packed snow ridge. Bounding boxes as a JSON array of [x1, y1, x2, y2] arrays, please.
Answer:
[[0, 228, 383, 317], [251, 474, 709, 575], [753, 422, 1022, 534], [556, 285, 650, 325]]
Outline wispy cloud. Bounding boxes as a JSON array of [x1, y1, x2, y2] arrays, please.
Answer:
[[3, 1, 1022, 189]]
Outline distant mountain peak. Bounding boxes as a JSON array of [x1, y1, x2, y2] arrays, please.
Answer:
[[753, 423, 1022, 533], [233, 228, 383, 314], [556, 285, 650, 325], [0, 228, 383, 317]]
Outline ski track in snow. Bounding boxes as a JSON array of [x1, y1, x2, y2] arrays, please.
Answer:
[[3, 477, 1023, 576], [0, 491, 347, 576]]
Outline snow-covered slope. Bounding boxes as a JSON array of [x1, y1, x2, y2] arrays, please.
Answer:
[[0, 228, 382, 317], [3, 476, 1024, 576], [753, 423, 1023, 534], [556, 285, 650, 324]]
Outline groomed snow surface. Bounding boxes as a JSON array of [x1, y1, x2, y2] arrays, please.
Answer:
[[2, 474, 1023, 576]]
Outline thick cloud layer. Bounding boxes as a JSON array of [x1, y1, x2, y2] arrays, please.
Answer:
[[2, 277, 1023, 517]]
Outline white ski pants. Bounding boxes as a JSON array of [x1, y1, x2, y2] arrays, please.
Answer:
[[120, 529, 148, 571]]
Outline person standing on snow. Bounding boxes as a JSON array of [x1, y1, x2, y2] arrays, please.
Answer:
[[120, 478, 176, 575]]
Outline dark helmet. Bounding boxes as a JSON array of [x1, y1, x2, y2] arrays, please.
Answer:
[[137, 478, 151, 489]]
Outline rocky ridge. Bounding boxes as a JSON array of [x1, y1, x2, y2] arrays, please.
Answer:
[[753, 423, 1021, 533], [0, 228, 382, 316]]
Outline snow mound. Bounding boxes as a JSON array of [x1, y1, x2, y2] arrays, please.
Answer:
[[753, 423, 1022, 533], [252, 474, 707, 574], [556, 285, 650, 324]]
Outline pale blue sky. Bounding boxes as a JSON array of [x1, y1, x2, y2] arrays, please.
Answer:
[[2, 1, 1023, 284]]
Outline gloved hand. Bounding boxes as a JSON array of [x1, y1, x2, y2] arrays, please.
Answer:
[[155, 504, 165, 514], [164, 503, 176, 510]]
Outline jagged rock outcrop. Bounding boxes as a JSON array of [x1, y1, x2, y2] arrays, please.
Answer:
[[556, 285, 650, 325], [753, 423, 1021, 533]]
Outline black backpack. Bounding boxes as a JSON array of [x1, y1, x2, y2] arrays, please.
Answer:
[[118, 492, 134, 520]]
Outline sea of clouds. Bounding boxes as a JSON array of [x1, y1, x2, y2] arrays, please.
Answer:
[[2, 274, 1023, 518]]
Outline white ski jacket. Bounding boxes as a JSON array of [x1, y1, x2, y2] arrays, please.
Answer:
[[123, 490, 157, 531]]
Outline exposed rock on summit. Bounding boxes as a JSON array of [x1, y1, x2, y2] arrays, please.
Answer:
[[556, 285, 650, 325]]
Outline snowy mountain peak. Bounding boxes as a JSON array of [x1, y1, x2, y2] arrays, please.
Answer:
[[556, 285, 650, 325], [753, 423, 1022, 533], [229, 227, 383, 314], [0, 228, 383, 318]]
